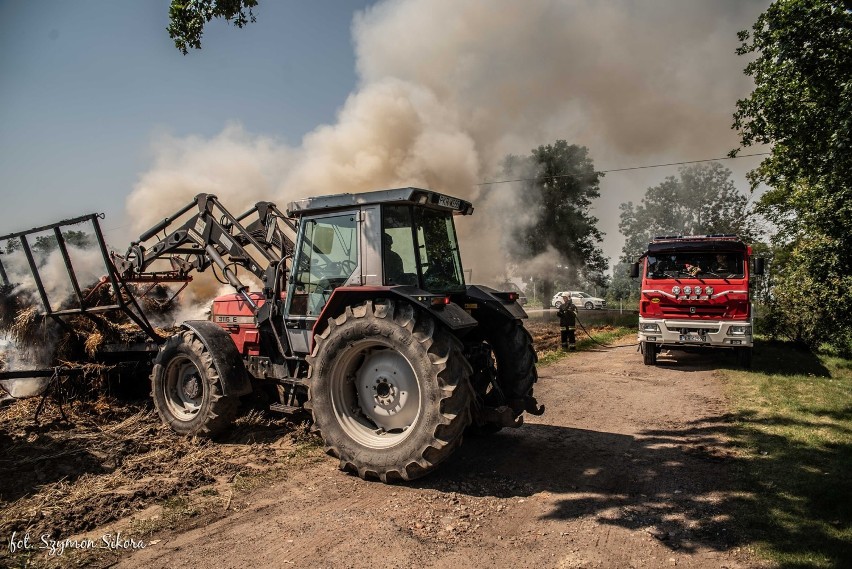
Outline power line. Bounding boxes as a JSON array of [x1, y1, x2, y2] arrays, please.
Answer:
[[475, 151, 770, 186]]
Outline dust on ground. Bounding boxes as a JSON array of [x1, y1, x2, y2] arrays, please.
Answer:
[[0, 318, 762, 568]]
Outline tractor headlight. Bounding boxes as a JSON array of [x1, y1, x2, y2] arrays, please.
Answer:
[[640, 323, 660, 333], [672, 285, 681, 295], [705, 286, 714, 295], [693, 286, 703, 295], [683, 286, 692, 295], [727, 325, 752, 336]]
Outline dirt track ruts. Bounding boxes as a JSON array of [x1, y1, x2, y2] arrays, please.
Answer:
[[118, 338, 757, 569]]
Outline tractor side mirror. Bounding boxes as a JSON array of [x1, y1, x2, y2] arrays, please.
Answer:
[[629, 262, 640, 279], [753, 257, 765, 276]]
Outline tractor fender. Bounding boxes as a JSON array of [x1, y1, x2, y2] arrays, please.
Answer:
[[464, 285, 528, 321], [314, 286, 478, 338], [165, 320, 253, 397]]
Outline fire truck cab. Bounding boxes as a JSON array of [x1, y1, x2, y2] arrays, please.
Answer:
[[631, 235, 764, 367]]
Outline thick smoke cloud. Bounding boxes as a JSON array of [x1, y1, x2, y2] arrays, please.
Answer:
[[126, 0, 768, 288]]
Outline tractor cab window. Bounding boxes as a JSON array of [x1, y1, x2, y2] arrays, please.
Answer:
[[382, 206, 419, 286], [290, 213, 358, 316], [381, 205, 465, 293], [415, 208, 465, 292]]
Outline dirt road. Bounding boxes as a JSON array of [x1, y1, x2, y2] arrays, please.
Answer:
[[118, 340, 756, 569]]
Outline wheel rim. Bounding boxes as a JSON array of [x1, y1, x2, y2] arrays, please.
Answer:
[[163, 355, 203, 421], [329, 339, 422, 449], [585, 302, 593, 309]]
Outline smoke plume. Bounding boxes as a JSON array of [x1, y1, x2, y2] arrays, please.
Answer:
[[126, 0, 767, 290]]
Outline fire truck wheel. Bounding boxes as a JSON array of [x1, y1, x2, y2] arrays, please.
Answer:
[[151, 331, 239, 437], [737, 347, 753, 368], [642, 341, 657, 365], [307, 300, 472, 482]]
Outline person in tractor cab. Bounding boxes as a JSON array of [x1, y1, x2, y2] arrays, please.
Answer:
[[383, 232, 405, 284], [557, 293, 577, 351]]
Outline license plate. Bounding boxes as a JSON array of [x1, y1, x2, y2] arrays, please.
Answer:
[[680, 334, 706, 343]]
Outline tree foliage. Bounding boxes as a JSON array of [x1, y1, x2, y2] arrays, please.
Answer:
[[168, 0, 258, 54], [618, 162, 759, 263], [733, 0, 852, 353], [504, 141, 608, 305]]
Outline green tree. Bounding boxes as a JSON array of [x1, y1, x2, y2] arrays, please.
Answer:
[[618, 162, 759, 263], [504, 141, 608, 307], [32, 231, 94, 255], [607, 261, 640, 304], [732, 0, 852, 353], [168, 0, 258, 54]]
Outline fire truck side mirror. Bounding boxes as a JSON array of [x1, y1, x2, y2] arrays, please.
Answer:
[[629, 262, 640, 279], [753, 257, 765, 276]]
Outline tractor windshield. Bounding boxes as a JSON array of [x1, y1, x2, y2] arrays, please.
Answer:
[[382, 205, 465, 293], [646, 251, 745, 280]]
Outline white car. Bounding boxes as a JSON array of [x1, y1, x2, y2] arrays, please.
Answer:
[[552, 291, 607, 310]]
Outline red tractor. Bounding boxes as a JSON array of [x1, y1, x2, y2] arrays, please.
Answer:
[[1, 188, 542, 482]]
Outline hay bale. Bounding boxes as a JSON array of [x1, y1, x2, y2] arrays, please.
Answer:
[[10, 305, 43, 346]]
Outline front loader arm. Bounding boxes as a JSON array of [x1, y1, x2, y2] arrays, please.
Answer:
[[113, 194, 296, 309]]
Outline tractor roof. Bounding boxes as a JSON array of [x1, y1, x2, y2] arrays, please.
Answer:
[[286, 187, 474, 218]]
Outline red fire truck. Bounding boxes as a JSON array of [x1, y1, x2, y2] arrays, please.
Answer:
[[630, 235, 765, 367]]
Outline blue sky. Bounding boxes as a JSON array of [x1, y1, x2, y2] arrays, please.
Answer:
[[0, 1, 371, 233]]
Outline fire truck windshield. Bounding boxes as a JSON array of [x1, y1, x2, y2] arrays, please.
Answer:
[[646, 251, 745, 279]]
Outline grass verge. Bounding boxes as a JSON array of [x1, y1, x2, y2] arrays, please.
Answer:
[[719, 340, 852, 568]]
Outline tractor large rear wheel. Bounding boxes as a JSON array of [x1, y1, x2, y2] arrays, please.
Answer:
[[308, 300, 471, 482], [151, 330, 239, 437]]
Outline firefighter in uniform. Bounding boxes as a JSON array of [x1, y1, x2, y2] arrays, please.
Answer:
[[557, 293, 577, 350]]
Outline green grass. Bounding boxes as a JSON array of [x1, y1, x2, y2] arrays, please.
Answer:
[[720, 340, 852, 568]]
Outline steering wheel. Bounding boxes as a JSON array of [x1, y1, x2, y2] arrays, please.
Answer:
[[338, 259, 358, 274]]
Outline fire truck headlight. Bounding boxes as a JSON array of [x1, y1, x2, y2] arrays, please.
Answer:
[[683, 286, 692, 295], [672, 285, 681, 295], [705, 286, 714, 295], [727, 325, 752, 336], [641, 323, 660, 333], [694, 286, 703, 295]]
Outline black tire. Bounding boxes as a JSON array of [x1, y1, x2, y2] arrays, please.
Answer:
[[468, 318, 539, 433], [151, 330, 239, 437], [554, 300, 563, 309], [584, 301, 594, 310], [487, 319, 538, 402], [737, 347, 753, 368], [307, 300, 471, 482], [642, 341, 657, 365]]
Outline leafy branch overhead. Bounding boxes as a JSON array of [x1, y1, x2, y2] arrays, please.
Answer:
[[168, 0, 259, 54]]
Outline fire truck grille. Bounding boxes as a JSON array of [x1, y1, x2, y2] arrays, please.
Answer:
[[661, 305, 728, 318]]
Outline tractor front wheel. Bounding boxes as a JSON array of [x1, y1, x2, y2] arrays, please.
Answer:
[[308, 300, 471, 482], [151, 331, 239, 437]]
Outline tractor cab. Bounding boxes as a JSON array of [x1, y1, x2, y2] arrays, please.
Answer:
[[282, 188, 474, 354]]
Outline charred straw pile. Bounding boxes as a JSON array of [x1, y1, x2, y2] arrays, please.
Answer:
[[0, 281, 180, 383]]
